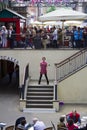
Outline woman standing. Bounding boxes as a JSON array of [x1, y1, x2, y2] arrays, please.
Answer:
[[38, 57, 49, 85], [0, 26, 8, 48]]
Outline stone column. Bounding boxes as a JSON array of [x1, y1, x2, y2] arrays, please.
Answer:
[[53, 100, 59, 112], [19, 99, 26, 111]]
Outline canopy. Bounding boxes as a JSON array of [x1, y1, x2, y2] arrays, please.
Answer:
[[43, 21, 62, 25], [43, 20, 82, 27], [39, 8, 87, 22], [64, 20, 82, 26], [30, 20, 42, 25]]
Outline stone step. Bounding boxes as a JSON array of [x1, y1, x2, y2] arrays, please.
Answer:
[[26, 84, 54, 109], [26, 104, 53, 108], [26, 100, 53, 104], [27, 90, 53, 92], [27, 92, 53, 95], [28, 85, 53, 88], [26, 96, 53, 99], [23, 108, 56, 113]]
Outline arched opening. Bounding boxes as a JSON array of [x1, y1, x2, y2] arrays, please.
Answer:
[[0, 59, 19, 94]]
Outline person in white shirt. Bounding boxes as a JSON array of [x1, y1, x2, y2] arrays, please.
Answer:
[[0, 26, 8, 48], [52, 26, 58, 48], [33, 118, 46, 130]]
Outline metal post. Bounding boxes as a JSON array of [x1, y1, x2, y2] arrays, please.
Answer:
[[19, 84, 24, 99], [53, 66, 59, 111], [54, 80, 58, 100], [54, 64, 58, 100]]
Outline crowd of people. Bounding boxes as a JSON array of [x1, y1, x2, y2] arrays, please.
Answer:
[[57, 109, 82, 130], [0, 24, 87, 49], [18, 25, 87, 49], [14, 117, 46, 130], [9, 109, 87, 130]]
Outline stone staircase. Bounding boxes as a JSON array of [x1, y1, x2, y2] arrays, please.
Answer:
[[26, 85, 54, 109]]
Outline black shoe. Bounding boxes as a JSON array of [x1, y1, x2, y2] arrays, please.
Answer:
[[38, 82, 40, 85], [47, 81, 49, 85]]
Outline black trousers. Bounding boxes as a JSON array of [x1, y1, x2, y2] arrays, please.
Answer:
[[38, 73, 49, 84]]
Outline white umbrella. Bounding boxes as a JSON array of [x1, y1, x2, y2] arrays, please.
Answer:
[[43, 21, 60, 25], [43, 21, 62, 28], [64, 20, 82, 26], [39, 7, 87, 22], [30, 20, 42, 25]]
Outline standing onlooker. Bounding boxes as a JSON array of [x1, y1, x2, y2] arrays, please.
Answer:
[[41, 29, 48, 49], [52, 26, 58, 48], [58, 28, 62, 47], [0, 26, 8, 48], [38, 57, 49, 85], [0, 34, 2, 48], [73, 27, 83, 48], [33, 31, 42, 49], [83, 26, 87, 48], [70, 26, 77, 48], [8, 25, 15, 48]]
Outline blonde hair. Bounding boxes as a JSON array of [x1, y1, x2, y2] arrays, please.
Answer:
[[42, 57, 46, 60]]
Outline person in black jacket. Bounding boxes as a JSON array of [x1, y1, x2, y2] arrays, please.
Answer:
[[33, 31, 42, 49], [8, 25, 15, 48]]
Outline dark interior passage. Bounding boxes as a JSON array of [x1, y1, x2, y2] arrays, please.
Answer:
[[0, 59, 19, 94]]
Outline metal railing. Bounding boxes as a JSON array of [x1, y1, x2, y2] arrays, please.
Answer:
[[20, 64, 29, 100], [54, 48, 87, 83]]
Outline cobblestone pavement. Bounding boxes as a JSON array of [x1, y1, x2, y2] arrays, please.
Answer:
[[0, 75, 87, 129]]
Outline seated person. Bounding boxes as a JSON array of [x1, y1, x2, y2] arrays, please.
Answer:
[[66, 109, 81, 124], [66, 119, 78, 130], [15, 117, 32, 130], [33, 117, 46, 130], [57, 116, 67, 130], [17, 119, 26, 130], [15, 117, 26, 130]]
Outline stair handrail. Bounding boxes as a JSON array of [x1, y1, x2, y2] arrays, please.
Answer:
[[55, 48, 87, 68], [54, 47, 87, 83], [20, 63, 30, 100], [24, 77, 29, 100]]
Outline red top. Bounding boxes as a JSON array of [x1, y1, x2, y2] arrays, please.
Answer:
[[68, 112, 80, 123], [40, 61, 47, 74], [66, 124, 78, 130]]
